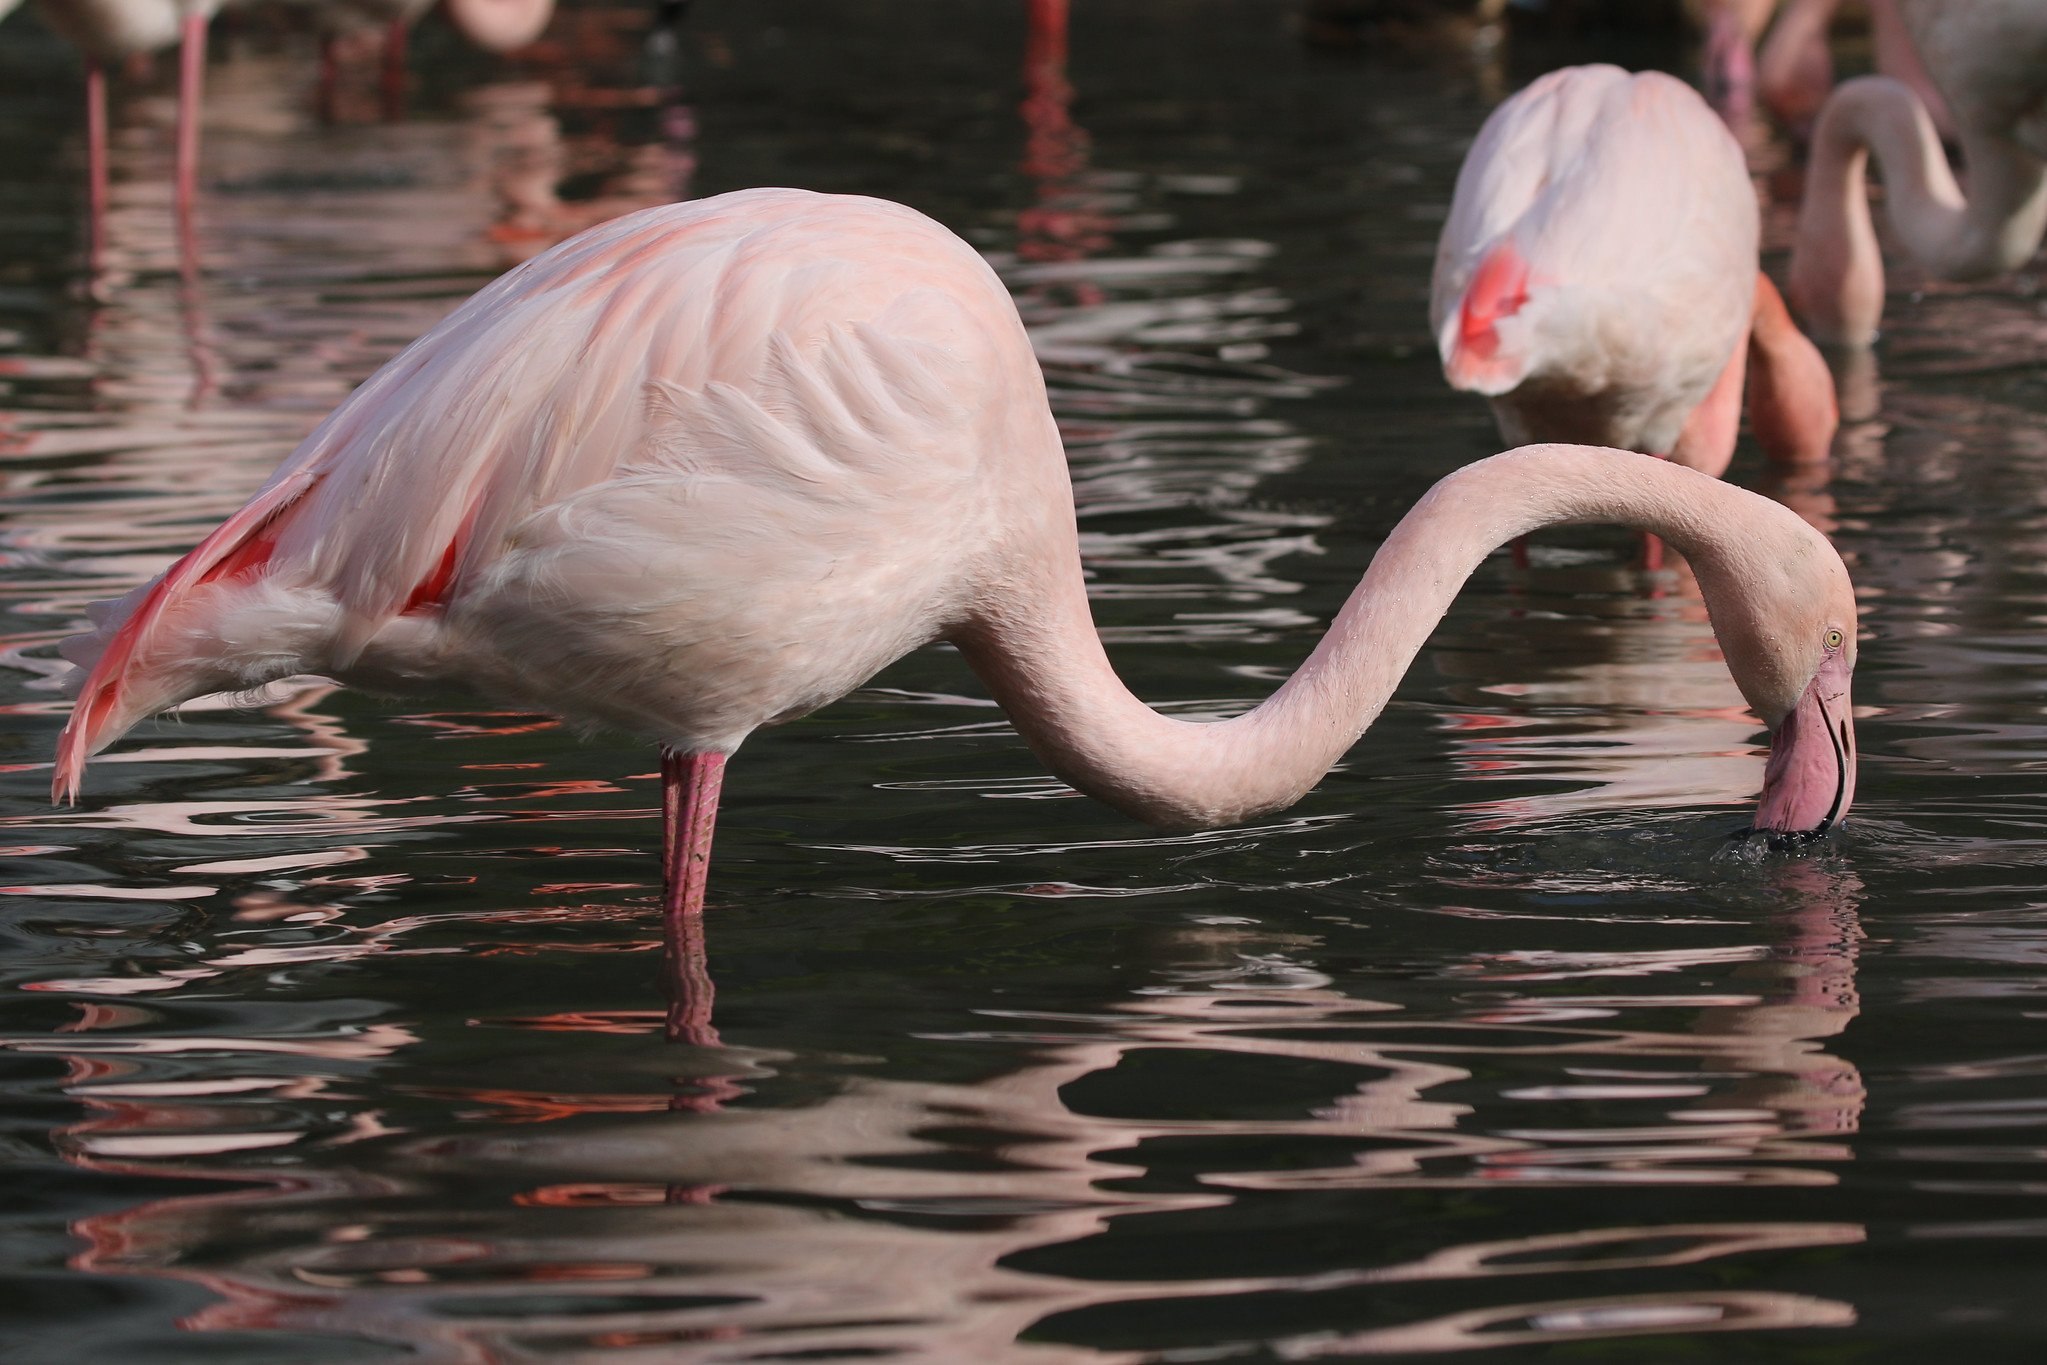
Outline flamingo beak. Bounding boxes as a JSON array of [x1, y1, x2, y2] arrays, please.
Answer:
[[1749, 650, 1856, 844]]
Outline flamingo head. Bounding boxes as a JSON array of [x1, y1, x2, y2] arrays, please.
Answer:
[[1699, 524, 1859, 844]]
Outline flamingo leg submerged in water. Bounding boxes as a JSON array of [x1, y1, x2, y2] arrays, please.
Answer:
[[662, 749, 723, 1043]]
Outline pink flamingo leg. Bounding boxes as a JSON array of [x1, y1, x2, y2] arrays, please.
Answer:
[[85, 60, 108, 265], [174, 12, 206, 228], [318, 36, 340, 123], [661, 749, 724, 1045], [1702, 5, 1756, 124], [380, 19, 408, 121]]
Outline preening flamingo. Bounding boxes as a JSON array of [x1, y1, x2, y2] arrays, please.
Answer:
[[1787, 0, 2047, 346], [35, 0, 222, 240], [1433, 65, 1838, 480], [50, 190, 1860, 1029]]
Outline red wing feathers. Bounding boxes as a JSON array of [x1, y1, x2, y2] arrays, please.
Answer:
[[51, 468, 321, 803]]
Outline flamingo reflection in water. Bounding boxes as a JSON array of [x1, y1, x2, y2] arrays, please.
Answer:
[[1434, 560, 1788, 829], [30, 880, 1866, 1357]]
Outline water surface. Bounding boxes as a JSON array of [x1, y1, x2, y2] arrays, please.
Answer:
[[4, 1, 2047, 1360]]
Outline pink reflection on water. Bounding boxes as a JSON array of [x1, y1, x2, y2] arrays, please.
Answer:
[[4, 891, 1868, 1358]]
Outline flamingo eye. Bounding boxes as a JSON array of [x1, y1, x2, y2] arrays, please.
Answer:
[[1825, 629, 1844, 650]]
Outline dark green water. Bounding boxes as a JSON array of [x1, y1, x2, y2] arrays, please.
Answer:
[[3, 1, 2047, 1359]]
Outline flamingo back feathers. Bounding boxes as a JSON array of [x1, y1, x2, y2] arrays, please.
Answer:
[[52, 190, 1030, 796]]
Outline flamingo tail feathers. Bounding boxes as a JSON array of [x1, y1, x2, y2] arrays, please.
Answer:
[[51, 469, 322, 805], [1445, 242, 1532, 392]]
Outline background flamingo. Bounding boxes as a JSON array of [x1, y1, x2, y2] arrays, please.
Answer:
[[1432, 65, 1838, 485], [1691, 0, 1952, 136], [34, 0, 221, 246], [32, 0, 555, 249], [1787, 0, 2047, 346], [50, 190, 1860, 1033], [283, 0, 557, 121]]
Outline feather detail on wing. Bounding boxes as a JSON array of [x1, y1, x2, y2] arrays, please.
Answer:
[[51, 189, 1009, 795]]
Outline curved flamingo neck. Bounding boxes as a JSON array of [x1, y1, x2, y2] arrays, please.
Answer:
[[954, 444, 1815, 830], [1788, 75, 2047, 345], [1745, 273, 1839, 465]]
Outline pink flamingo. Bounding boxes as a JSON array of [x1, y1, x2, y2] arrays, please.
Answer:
[[1787, 0, 2047, 346], [34, 0, 222, 245], [1432, 65, 1838, 485], [49, 190, 1861, 1030]]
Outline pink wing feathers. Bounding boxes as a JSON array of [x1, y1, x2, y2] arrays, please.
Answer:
[[52, 189, 1012, 800], [52, 200, 759, 799]]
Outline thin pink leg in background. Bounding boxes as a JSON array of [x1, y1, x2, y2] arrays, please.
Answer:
[[85, 61, 108, 264], [174, 13, 206, 227]]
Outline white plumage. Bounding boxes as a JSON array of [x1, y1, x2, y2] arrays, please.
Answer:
[[1433, 65, 1835, 475]]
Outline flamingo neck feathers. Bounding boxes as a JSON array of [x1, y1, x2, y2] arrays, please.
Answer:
[[1789, 75, 2047, 345], [955, 444, 1797, 831]]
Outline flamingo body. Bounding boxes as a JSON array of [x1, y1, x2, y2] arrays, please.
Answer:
[[1434, 65, 1835, 474], [59, 190, 1017, 766], [34, 0, 195, 59]]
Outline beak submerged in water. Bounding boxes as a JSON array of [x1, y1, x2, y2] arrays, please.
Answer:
[[1749, 649, 1856, 845]]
